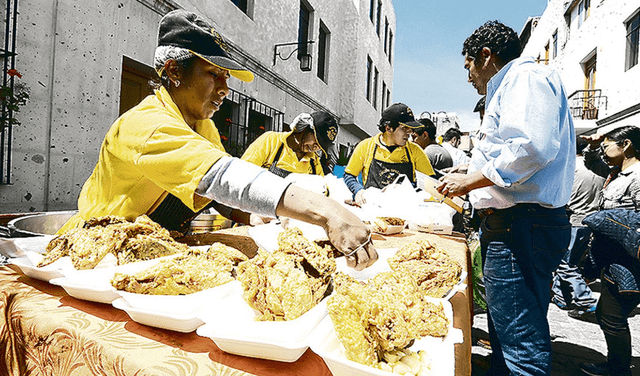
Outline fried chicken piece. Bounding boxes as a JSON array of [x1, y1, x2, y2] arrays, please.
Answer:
[[39, 215, 187, 269], [387, 239, 462, 298], [111, 243, 248, 295], [327, 271, 449, 367], [236, 227, 335, 321]]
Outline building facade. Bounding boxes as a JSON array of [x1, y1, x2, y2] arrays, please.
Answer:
[[520, 0, 640, 135], [0, 0, 396, 212]]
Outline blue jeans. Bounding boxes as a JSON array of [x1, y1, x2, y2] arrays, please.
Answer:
[[551, 226, 597, 309], [480, 204, 570, 375]]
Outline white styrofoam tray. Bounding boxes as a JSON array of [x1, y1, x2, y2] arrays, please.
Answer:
[[309, 298, 463, 376], [196, 282, 329, 363], [112, 297, 205, 333]]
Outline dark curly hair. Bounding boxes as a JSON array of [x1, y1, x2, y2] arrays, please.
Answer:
[[462, 20, 521, 65]]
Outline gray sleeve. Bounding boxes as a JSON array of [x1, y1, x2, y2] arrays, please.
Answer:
[[196, 156, 291, 217]]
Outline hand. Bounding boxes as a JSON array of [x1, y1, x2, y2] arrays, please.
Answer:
[[354, 189, 367, 206], [580, 134, 604, 149], [324, 212, 378, 271], [437, 173, 472, 198]]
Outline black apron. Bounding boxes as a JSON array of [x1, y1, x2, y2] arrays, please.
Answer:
[[268, 143, 317, 178], [364, 143, 414, 189], [148, 193, 215, 235]]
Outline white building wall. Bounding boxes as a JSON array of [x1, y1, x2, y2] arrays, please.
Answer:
[[0, 0, 395, 213], [521, 0, 640, 134]]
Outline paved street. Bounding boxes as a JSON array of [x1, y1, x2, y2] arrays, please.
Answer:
[[471, 281, 640, 375]]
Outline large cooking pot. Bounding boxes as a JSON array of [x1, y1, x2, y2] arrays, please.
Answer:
[[4, 211, 77, 237]]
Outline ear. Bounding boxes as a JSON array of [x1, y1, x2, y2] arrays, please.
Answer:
[[481, 47, 492, 67], [164, 59, 181, 82]]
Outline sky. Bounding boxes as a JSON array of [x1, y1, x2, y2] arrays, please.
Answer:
[[392, 0, 549, 132]]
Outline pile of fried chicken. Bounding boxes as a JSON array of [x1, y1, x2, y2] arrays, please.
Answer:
[[236, 227, 336, 321], [38, 215, 190, 269], [327, 239, 461, 367]]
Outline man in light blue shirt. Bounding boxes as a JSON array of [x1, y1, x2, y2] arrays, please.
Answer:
[[438, 20, 575, 376]]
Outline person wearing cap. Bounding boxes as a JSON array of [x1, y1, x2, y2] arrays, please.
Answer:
[[58, 10, 377, 271], [343, 103, 435, 206], [241, 111, 338, 177], [412, 117, 453, 177]]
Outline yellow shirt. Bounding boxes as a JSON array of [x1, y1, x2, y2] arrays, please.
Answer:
[[241, 131, 324, 176], [58, 87, 227, 233], [345, 133, 434, 185]]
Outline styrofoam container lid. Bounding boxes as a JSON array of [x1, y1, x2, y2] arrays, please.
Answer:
[[197, 282, 329, 362], [116, 280, 237, 315], [113, 297, 204, 333]]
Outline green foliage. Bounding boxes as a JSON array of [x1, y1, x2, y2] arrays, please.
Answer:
[[0, 81, 30, 127]]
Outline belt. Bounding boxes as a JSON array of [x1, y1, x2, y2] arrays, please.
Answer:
[[476, 203, 545, 219]]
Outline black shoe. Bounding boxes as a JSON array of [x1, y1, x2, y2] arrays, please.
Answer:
[[568, 305, 596, 320], [580, 362, 610, 376]]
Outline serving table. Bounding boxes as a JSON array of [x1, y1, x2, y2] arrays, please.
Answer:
[[0, 229, 471, 376]]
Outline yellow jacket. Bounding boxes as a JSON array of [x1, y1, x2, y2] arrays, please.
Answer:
[[345, 133, 434, 185], [58, 87, 227, 233], [241, 131, 323, 175]]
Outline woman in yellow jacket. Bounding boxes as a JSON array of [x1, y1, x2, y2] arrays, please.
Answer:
[[241, 111, 338, 178], [58, 10, 376, 270]]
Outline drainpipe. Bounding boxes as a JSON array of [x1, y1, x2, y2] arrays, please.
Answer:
[[43, 0, 59, 211]]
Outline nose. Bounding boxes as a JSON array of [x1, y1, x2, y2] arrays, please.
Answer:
[[217, 76, 230, 98]]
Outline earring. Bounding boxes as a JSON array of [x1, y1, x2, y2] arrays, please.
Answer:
[[174, 80, 180, 88]]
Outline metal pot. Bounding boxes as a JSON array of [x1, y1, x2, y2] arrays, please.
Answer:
[[4, 211, 77, 237]]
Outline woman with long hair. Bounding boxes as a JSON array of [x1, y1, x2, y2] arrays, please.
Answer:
[[580, 125, 640, 376]]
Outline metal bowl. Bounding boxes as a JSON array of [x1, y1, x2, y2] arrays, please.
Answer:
[[7, 211, 77, 237]]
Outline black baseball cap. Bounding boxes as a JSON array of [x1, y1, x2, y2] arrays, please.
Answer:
[[311, 111, 339, 156], [381, 103, 422, 128], [158, 10, 254, 82]]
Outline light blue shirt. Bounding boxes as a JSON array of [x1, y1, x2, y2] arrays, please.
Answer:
[[468, 56, 576, 210]]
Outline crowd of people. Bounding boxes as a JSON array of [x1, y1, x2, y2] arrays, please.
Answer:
[[59, 9, 640, 376]]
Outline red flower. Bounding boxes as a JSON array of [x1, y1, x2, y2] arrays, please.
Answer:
[[259, 126, 265, 130], [7, 69, 22, 78], [220, 135, 228, 141]]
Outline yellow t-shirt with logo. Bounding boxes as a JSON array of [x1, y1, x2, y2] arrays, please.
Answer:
[[345, 133, 434, 185], [241, 131, 323, 175], [58, 87, 227, 234]]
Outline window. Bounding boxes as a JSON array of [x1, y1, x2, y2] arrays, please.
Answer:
[[578, 0, 590, 27], [388, 31, 393, 64], [376, 0, 382, 37], [369, 0, 375, 23], [366, 56, 373, 102], [552, 30, 558, 59], [386, 87, 391, 108], [544, 42, 549, 65], [384, 18, 389, 55], [626, 10, 640, 71], [298, 1, 312, 59], [373, 68, 379, 109], [230, 0, 249, 15], [381, 81, 387, 114], [317, 22, 329, 82]]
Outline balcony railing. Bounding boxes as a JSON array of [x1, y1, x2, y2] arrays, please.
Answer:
[[568, 89, 608, 120]]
